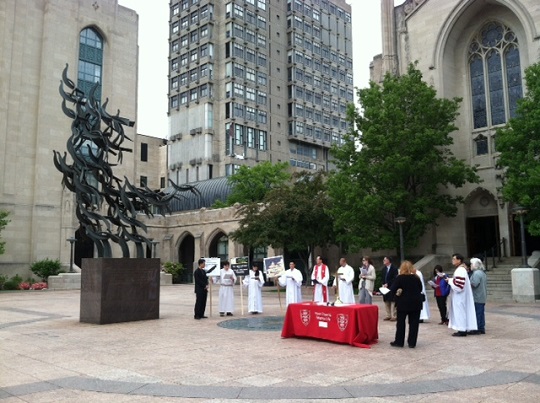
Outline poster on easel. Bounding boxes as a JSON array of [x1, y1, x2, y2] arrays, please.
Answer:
[[231, 256, 250, 276], [263, 255, 285, 279], [203, 257, 221, 277]]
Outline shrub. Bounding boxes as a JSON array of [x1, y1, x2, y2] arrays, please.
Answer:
[[0, 274, 7, 290], [31, 282, 48, 290], [162, 261, 184, 284], [30, 258, 63, 282], [3, 274, 23, 290]]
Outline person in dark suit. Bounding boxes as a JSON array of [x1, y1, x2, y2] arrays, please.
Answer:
[[389, 260, 424, 348], [381, 256, 398, 321], [194, 258, 209, 320]]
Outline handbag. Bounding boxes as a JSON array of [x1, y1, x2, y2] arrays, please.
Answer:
[[421, 292, 426, 302]]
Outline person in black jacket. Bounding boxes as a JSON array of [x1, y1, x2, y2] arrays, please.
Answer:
[[194, 258, 209, 320], [381, 256, 398, 321], [389, 260, 424, 348]]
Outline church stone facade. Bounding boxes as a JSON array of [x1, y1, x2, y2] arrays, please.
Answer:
[[372, 0, 540, 260]]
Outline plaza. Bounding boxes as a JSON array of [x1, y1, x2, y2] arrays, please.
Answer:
[[1, 285, 539, 402]]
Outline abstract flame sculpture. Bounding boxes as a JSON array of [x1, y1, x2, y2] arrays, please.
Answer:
[[54, 64, 197, 258]]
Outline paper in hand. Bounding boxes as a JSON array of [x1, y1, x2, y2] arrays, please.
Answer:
[[379, 286, 390, 295]]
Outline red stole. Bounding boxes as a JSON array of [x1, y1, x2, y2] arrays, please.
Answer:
[[313, 264, 328, 302]]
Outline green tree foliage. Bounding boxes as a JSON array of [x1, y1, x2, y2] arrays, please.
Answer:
[[231, 171, 334, 269], [497, 62, 540, 235], [215, 161, 291, 207], [0, 210, 9, 255], [328, 64, 480, 253]]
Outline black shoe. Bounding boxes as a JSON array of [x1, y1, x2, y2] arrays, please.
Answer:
[[194, 316, 201, 320], [226, 312, 233, 316], [452, 331, 467, 337], [467, 330, 480, 335], [479, 330, 485, 334], [202, 316, 208, 319], [419, 319, 424, 323], [390, 341, 403, 347], [220, 313, 225, 317], [408, 345, 416, 348]]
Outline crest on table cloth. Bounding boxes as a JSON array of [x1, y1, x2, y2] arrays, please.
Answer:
[[337, 313, 349, 331], [300, 309, 311, 326]]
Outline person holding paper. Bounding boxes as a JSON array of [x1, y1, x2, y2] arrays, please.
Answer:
[[194, 258, 209, 320], [243, 263, 264, 314], [311, 256, 329, 303], [216, 261, 237, 317], [333, 258, 355, 304], [381, 256, 398, 321], [430, 265, 450, 325], [278, 261, 303, 306], [358, 256, 376, 304], [389, 260, 424, 348]]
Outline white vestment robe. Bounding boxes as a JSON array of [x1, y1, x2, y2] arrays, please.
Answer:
[[243, 270, 264, 313], [416, 269, 431, 320], [448, 265, 477, 332], [278, 268, 303, 306], [311, 264, 329, 302], [217, 268, 236, 313], [333, 264, 355, 304]]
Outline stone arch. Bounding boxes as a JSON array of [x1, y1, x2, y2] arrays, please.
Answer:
[[176, 231, 195, 275], [206, 228, 229, 262]]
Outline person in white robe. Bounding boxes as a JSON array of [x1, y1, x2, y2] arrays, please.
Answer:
[[332, 258, 355, 304], [278, 262, 303, 306], [311, 256, 329, 303], [447, 253, 477, 336], [415, 268, 431, 321], [358, 256, 376, 304], [243, 264, 264, 314], [215, 261, 237, 316]]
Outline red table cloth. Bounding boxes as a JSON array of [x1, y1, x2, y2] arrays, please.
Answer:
[[281, 302, 378, 348]]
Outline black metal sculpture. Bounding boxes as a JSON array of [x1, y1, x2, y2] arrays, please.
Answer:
[[54, 64, 196, 258]]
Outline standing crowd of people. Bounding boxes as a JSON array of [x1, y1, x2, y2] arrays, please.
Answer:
[[192, 253, 488, 348]]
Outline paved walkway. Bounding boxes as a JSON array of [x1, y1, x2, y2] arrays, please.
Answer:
[[1, 285, 539, 402]]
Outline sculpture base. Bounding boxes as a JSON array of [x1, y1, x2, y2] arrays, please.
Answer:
[[80, 258, 160, 324]]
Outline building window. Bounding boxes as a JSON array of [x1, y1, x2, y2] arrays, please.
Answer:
[[469, 21, 522, 129], [140, 176, 148, 187], [78, 28, 103, 101], [160, 177, 166, 188], [474, 135, 488, 155], [140, 143, 148, 162]]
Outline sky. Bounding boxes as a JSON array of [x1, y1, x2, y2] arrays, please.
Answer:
[[117, 0, 406, 137]]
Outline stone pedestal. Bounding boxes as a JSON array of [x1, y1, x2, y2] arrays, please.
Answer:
[[511, 268, 540, 303], [48, 273, 81, 290], [80, 258, 160, 324], [160, 272, 173, 285]]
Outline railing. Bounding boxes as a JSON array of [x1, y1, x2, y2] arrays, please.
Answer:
[[482, 237, 506, 271]]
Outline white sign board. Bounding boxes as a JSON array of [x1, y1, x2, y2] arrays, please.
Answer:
[[203, 257, 221, 277]]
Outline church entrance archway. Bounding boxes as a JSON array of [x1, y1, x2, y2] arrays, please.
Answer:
[[209, 232, 228, 262], [74, 228, 94, 268], [178, 234, 195, 283], [464, 189, 500, 258]]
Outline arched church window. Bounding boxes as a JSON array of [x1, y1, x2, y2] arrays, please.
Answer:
[[78, 28, 103, 102], [474, 135, 488, 155], [468, 21, 522, 130], [217, 235, 229, 261]]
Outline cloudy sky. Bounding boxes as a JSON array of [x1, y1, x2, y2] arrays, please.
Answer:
[[117, 0, 406, 137]]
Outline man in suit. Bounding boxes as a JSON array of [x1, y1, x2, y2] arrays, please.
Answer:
[[381, 256, 398, 321], [194, 258, 209, 320]]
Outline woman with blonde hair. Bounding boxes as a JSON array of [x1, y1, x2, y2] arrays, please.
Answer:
[[389, 260, 424, 348]]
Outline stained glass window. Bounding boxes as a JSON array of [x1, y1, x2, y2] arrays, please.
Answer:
[[78, 28, 103, 101]]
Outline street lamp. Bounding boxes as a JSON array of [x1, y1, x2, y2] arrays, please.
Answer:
[[67, 237, 77, 273], [395, 216, 406, 263], [512, 206, 529, 267]]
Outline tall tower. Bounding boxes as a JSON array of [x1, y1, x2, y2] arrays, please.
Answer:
[[381, 0, 397, 75], [167, 0, 354, 184]]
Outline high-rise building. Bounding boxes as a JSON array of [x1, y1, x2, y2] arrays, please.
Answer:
[[167, 0, 354, 184]]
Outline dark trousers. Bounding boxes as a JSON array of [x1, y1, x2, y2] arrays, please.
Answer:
[[474, 302, 485, 332], [194, 290, 208, 318], [436, 295, 448, 322], [394, 309, 421, 347]]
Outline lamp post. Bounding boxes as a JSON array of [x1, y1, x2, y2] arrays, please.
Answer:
[[67, 237, 77, 273], [395, 216, 406, 263], [512, 206, 529, 267]]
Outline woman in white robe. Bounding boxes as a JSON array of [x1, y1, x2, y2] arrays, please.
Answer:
[[447, 254, 477, 336], [243, 265, 264, 313], [415, 269, 431, 321], [278, 262, 303, 306], [215, 263, 237, 316]]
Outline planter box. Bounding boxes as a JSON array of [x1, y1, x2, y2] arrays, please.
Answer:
[[80, 258, 160, 324]]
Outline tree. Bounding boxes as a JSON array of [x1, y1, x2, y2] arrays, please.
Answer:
[[328, 64, 480, 254], [0, 210, 9, 255], [214, 161, 291, 207], [231, 171, 335, 271]]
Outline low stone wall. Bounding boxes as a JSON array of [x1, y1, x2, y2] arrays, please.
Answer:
[[48, 272, 173, 290]]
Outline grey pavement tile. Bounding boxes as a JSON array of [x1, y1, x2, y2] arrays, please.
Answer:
[[439, 370, 529, 390], [2, 380, 60, 397], [238, 386, 353, 400], [51, 376, 146, 394], [135, 383, 242, 399]]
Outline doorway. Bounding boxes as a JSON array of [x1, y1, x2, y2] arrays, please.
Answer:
[[466, 216, 499, 258]]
